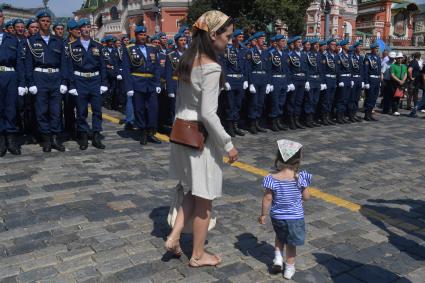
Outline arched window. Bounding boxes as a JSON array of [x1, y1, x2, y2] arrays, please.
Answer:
[[110, 6, 119, 20]]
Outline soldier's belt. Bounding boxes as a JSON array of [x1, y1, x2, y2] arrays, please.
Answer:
[[172, 76, 179, 80], [226, 74, 243, 78], [132, 72, 154, 78], [352, 75, 361, 78], [74, 71, 99, 78], [272, 74, 286, 78], [0, 66, 15, 72], [293, 73, 305, 77], [326, 74, 336, 78], [34, 67, 59, 73], [309, 75, 319, 79], [251, 71, 266, 74], [340, 74, 351, 77], [369, 75, 379, 78]]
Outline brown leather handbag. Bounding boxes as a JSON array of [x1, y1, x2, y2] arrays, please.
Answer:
[[170, 118, 208, 150]]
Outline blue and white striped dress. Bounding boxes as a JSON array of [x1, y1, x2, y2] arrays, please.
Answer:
[[263, 170, 312, 220]]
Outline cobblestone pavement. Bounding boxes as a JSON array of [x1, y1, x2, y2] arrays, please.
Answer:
[[0, 107, 424, 283]]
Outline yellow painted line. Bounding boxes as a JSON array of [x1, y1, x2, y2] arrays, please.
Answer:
[[99, 110, 364, 213]]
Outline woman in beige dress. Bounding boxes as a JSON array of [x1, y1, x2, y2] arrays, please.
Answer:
[[166, 11, 238, 267]]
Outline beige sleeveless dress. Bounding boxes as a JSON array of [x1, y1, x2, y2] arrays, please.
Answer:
[[169, 63, 233, 200]]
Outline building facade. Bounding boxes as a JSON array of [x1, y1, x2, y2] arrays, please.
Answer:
[[0, 3, 51, 22], [412, 4, 425, 46], [74, 0, 191, 40]]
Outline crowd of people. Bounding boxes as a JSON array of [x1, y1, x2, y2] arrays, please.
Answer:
[[0, 8, 424, 158]]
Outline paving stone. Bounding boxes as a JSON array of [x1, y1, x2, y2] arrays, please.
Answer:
[[96, 257, 133, 276], [56, 256, 95, 274], [0, 265, 20, 280], [21, 254, 58, 272], [73, 266, 101, 282], [18, 266, 58, 283]]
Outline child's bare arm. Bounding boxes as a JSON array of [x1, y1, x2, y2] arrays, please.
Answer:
[[259, 189, 272, 224], [302, 187, 310, 201]]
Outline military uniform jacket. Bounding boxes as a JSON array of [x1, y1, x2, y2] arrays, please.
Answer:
[[165, 49, 182, 94], [158, 50, 167, 84], [0, 32, 25, 87], [66, 38, 107, 90], [320, 51, 340, 87], [305, 51, 322, 87], [245, 46, 270, 86], [364, 53, 381, 84], [350, 52, 365, 83], [268, 49, 289, 89], [287, 50, 308, 82], [220, 44, 248, 89], [337, 51, 352, 84], [102, 46, 120, 78], [122, 44, 161, 93], [25, 33, 67, 86]]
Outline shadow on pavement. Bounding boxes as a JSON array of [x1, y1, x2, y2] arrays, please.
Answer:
[[116, 129, 139, 141]]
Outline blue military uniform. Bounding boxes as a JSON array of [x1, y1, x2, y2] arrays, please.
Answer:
[[67, 19, 108, 150], [335, 40, 353, 124], [122, 26, 162, 145], [348, 42, 365, 122], [25, 11, 68, 152], [0, 30, 25, 156], [267, 34, 289, 131], [220, 29, 248, 136], [102, 35, 121, 110], [155, 34, 169, 132], [245, 31, 271, 134], [363, 43, 381, 121]]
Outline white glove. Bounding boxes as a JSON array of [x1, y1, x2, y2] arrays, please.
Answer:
[[351, 81, 354, 88], [365, 84, 370, 89], [24, 87, 28, 94], [305, 81, 310, 91], [100, 86, 108, 94], [156, 87, 161, 94], [127, 90, 134, 97], [249, 84, 256, 94], [60, 85, 68, 94], [69, 89, 78, 96], [362, 82, 365, 89], [168, 93, 175, 98], [288, 84, 295, 91], [117, 75, 123, 80], [224, 82, 231, 91], [243, 81, 249, 90], [338, 82, 344, 87], [320, 84, 326, 91], [18, 87, 26, 96], [265, 84, 272, 94], [29, 86, 38, 95], [270, 85, 274, 92]]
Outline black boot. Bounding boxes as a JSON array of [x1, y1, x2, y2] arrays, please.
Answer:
[[256, 120, 267, 133], [364, 111, 371, 121], [226, 121, 235, 137], [147, 129, 162, 144], [311, 116, 322, 127], [51, 134, 65, 152], [0, 134, 6, 157], [277, 118, 288, 131], [304, 114, 314, 128], [321, 113, 330, 126], [348, 111, 356, 123], [233, 122, 245, 136], [288, 115, 297, 130], [271, 118, 279, 132], [92, 132, 106, 149], [294, 116, 305, 129], [353, 111, 363, 122], [325, 113, 336, 125], [342, 114, 350, 123], [41, 134, 51, 152], [248, 120, 258, 134], [78, 132, 88, 150], [6, 134, 21, 155], [336, 112, 345, 124]]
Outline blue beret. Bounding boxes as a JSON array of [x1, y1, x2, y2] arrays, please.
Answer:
[[242, 40, 248, 46], [36, 10, 51, 19], [5, 20, 13, 28], [232, 29, 243, 38], [13, 19, 24, 26], [25, 18, 36, 28], [302, 38, 309, 45], [100, 37, 106, 43], [67, 19, 79, 30], [270, 35, 276, 42], [78, 18, 90, 27], [178, 25, 189, 34], [158, 32, 166, 37], [167, 39, 174, 45], [104, 35, 116, 42], [292, 36, 302, 42], [370, 42, 379, 49], [349, 46, 355, 53], [247, 36, 255, 42], [53, 21, 64, 29], [319, 40, 327, 46], [174, 32, 185, 41], [274, 34, 286, 41], [253, 31, 266, 39], [121, 34, 129, 39], [352, 41, 362, 48], [135, 25, 147, 34], [338, 39, 349, 47], [327, 38, 336, 45], [150, 34, 159, 41], [310, 38, 319, 45]]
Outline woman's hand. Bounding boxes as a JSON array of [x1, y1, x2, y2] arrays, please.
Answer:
[[258, 215, 267, 224], [227, 147, 239, 164]]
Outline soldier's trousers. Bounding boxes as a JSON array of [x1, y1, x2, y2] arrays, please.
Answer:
[[336, 84, 351, 113], [364, 78, 381, 112], [321, 78, 337, 114], [247, 83, 267, 120], [75, 76, 103, 133], [225, 87, 244, 121], [304, 86, 320, 114], [133, 91, 158, 130], [0, 71, 18, 134], [348, 79, 362, 113], [63, 93, 76, 134], [289, 80, 306, 116]]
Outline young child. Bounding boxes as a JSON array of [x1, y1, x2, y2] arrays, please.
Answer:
[[258, 139, 311, 279]]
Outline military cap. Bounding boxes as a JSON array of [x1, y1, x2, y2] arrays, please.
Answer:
[[247, 35, 255, 42], [274, 34, 286, 41], [253, 31, 266, 39], [13, 18, 24, 26], [370, 42, 379, 49], [338, 39, 349, 47], [232, 29, 243, 38], [104, 35, 116, 42], [36, 10, 51, 19], [270, 35, 276, 42], [348, 46, 355, 53], [158, 32, 166, 37], [302, 38, 309, 45], [178, 25, 189, 34], [327, 38, 336, 45], [150, 34, 159, 41], [174, 32, 185, 41], [100, 37, 106, 43], [310, 38, 319, 45], [292, 36, 302, 42], [352, 41, 362, 48], [52, 21, 65, 29], [67, 19, 79, 30], [319, 40, 327, 46], [25, 18, 36, 28], [121, 34, 129, 39], [78, 18, 90, 27], [135, 25, 147, 34]]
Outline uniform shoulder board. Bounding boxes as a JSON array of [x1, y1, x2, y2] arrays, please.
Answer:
[[68, 39, 76, 45], [127, 44, 135, 48]]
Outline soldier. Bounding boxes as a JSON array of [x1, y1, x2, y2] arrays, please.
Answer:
[[347, 41, 364, 122], [363, 43, 382, 121], [114, 38, 125, 113], [220, 29, 248, 137], [245, 31, 271, 134], [53, 21, 65, 38], [121, 34, 130, 46], [67, 18, 108, 150], [335, 40, 353, 124], [268, 34, 289, 132], [13, 19, 25, 40], [26, 18, 39, 36], [303, 38, 325, 128], [287, 36, 308, 130], [158, 32, 168, 55], [0, 8, 26, 157], [102, 35, 121, 110], [4, 20, 14, 34], [122, 26, 162, 145], [25, 11, 68, 152]]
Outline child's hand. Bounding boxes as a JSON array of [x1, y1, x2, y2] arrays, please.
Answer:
[[258, 215, 267, 224]]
